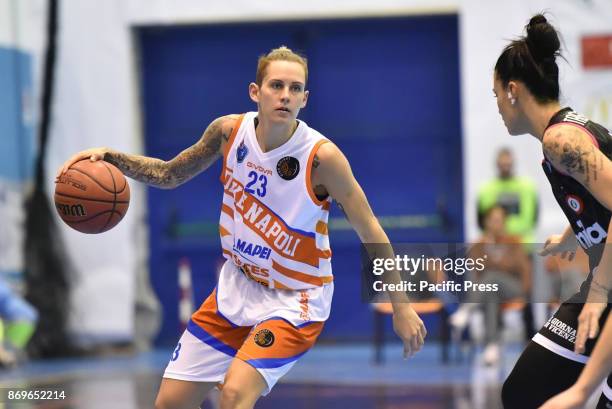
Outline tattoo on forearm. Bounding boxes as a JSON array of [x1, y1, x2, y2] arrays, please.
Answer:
[[106, 117, 228, 188], [105, 153, 173, 187]]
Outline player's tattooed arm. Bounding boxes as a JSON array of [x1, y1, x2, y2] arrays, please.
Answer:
[[543, 127, 599, 188], [105, 115, 240, 189], [542, 125, 612, 210], [543, 125, 612, 341]]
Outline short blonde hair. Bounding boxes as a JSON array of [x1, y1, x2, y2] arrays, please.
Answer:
[[255, 46, 308, 86]]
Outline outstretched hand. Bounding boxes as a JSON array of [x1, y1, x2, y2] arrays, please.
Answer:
[[539, 233, 578, 261], [392, 304, 427, 358]]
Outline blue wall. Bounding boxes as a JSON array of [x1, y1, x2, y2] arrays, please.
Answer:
[[0, 47, 34, 183], [0, 47, 34, 283], [138, 15, 463, 345]]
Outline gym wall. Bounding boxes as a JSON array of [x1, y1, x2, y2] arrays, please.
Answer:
[[3, 0, 610, 345]]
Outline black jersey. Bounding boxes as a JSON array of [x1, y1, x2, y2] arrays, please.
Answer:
[[542, 108, 612, 276]]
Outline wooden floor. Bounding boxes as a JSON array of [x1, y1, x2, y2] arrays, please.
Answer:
[[0, 342, 521, 409]]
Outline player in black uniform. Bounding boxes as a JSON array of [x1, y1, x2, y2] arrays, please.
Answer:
[[492, 14, 612, 408]]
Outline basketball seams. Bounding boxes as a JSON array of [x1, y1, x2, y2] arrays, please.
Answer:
[[66, 210, 122, 224], [54, 192, 129, 204], [69, 167, 117, 194], [66, 210, 122, 226], [105, 162, 128, 194], [99, 162, 118, 233]]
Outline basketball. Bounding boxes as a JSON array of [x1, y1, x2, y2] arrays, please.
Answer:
[[54, 159, 130, 234]]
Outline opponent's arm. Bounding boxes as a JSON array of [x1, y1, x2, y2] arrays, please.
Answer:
[[312, 142, 426, 357], [543, 125, 612, 352], [539, 224, 579, 260], [539, 315, 612, 409], [58, 115, 240, 189]]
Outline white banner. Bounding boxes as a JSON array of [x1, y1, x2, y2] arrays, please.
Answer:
[[0, 179, 25, 278], [45, 0, 144, 344]]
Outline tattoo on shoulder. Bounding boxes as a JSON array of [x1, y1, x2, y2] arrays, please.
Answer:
[[313, 154, 320, 169], [222, 130, 231, 142], [544, 131, 599, 187], [220, 114, 241, 142]]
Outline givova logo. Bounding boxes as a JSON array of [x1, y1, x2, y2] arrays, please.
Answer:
[[575, 219, 607, 249]]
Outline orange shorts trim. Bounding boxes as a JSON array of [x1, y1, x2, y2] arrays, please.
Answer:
[[236, 318, 324, 369], [190, 289, 324, 368]]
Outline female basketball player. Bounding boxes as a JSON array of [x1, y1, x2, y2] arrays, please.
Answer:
[[492, 15, 611, 408], [58, 47, 426, 409], [540, 315, 612, 408]]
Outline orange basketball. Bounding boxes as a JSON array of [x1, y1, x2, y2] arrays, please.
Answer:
[[54, 159, 130, 234]]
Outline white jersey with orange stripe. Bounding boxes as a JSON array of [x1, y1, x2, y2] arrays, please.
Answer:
[[219, 112, 333, 290]]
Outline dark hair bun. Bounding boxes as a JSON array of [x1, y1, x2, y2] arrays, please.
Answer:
[[525, 14, 560, 60]]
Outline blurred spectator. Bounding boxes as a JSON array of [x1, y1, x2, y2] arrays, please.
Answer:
[[0, 278, 38, 366], [477, 147, 538, 339], [450, 206, 531, 365], [477, 147, 539, 243]]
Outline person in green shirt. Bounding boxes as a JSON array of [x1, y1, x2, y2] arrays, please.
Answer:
[[477, 147, 538, 339], [477, 147, 539, 244]]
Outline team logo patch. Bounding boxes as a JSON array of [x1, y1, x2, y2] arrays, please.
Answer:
[[254, 329, 275, 347], [276, 156, 300, 180], [566, 195, 583, 215], [237, 141, 248, 163]]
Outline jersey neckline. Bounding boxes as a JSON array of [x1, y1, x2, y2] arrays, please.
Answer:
[[249, 114, 306, 158]]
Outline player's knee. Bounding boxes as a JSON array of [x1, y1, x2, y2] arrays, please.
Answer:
[[219, 384, 240, 408], [219, 383, 246, 409]]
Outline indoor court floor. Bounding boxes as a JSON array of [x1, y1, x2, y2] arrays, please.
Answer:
[[0, 342, 521, 409]]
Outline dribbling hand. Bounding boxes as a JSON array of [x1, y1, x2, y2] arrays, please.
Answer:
[[56, 147, 110, 181]]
